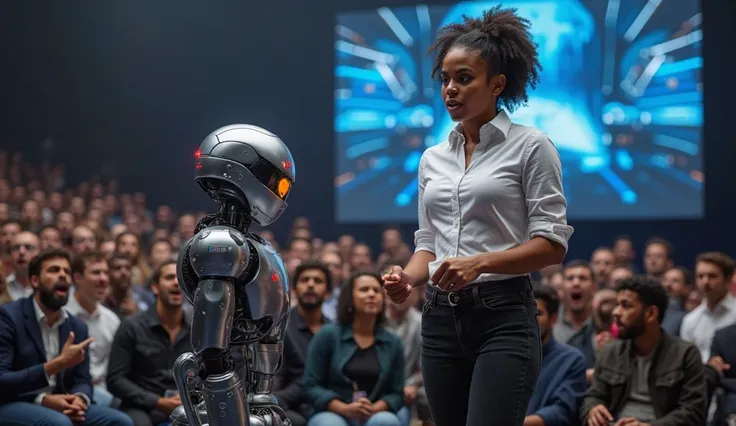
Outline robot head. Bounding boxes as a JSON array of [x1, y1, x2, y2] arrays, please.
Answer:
[[194, 124, 295, 226]]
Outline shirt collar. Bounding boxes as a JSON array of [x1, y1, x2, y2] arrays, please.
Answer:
[[33, 297, 68, 328], [339, 323, 392, 344], [448, 110, 512, 148], [64, 293, 100, 319], [144, 305, 189, 329], [290, 306, 327, 331], [708, 293, 736, 313]]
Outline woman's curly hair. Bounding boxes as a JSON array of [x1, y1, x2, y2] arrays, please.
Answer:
[[428, 6, 542, 112]]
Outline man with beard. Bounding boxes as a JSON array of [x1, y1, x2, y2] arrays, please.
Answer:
[[275, 261, 332, 426], [581, 276, 707, 426], [106, 260, 192, 426], [554, 260, 596, 344], [64, 251, 121, 406], [525, 285, 586, 426], [6, 230, 40, 301], [0, 249, 134, 426]]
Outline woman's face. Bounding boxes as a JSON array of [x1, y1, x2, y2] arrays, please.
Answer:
[[352, 275, 384, 317], [440, 47, 503, 123]]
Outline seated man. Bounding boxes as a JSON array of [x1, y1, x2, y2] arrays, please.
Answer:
[[526, 286, 587, 426], [705, 322, 736, 424], [275, 261, 332, 426], [568, 289, 617, 384], [581, 276, 707, 426], [0, 249, 133, 426], [107, 260, 192, 426], [64, 251, 121, 406]]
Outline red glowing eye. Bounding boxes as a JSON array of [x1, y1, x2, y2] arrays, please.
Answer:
[[194, 150, 201, 158], [281, 161, 292, 169], [271, 272, 279, 282]]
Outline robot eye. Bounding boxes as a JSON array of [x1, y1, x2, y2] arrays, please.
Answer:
[[276, 178, 291, 199]]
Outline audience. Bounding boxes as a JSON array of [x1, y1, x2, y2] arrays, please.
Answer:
[[0, 249, 133, 426], [581, 276, 707, 426], [0, 151, 735, 425], [303, 271, 406, 426]]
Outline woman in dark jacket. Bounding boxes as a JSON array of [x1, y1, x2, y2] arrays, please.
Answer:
[[303, 271, 407, 426]]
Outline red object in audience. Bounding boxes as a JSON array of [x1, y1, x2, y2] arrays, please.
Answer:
[[610, 322, 619, 338]]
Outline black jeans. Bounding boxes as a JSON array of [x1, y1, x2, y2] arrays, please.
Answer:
[[420, 276, 541, 426]]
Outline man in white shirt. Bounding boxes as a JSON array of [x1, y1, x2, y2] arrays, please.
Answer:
[[64, 251, 121, 406], [681, 252, 736, 362]]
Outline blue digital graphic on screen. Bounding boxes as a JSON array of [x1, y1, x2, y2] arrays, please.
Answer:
[[334, 0, 703, 222]]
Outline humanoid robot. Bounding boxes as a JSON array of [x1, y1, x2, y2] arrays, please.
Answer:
[[170, 124, 295, 426]]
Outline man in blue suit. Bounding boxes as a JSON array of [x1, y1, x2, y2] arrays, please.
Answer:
[[526, 285, 588, 426], [0, 248, 133, 426]]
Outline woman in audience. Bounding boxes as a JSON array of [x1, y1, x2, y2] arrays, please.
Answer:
[[114, 231, 151, 285], [303, 271, 407, 426]]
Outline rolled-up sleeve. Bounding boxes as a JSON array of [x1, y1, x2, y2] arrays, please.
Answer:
[[522, 133, 573, 252], [413, 154, 436, 254]]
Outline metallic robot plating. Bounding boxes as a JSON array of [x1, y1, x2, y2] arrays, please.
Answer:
[[170, 124, 296, 426]]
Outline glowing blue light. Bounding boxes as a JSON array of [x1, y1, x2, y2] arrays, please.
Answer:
[[403, 151, 422, 173]]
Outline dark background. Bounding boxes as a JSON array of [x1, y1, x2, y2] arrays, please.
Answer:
[[1, 0, 732, 266]]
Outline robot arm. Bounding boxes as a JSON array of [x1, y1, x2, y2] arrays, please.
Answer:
[[172, 125, 295, 426]]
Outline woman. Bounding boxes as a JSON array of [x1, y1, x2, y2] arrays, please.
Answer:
[[114, 231, 152, 285], [303, 271, 407, 426], [383, 6, 573, 426]]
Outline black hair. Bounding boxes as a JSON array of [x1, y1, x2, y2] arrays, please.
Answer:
[[428, 5, 542, 112], [616, 276, 669, 324], [336, 270, 385, 328], [533, 285, 560, 316], [293, 260, 333, 291], [563, 259, 594, 278], [668, 266, 694, 287], [28, 249, 72, 280], [151, 260, 177, 284]]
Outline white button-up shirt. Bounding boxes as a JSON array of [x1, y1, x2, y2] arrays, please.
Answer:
[[414, 110, 573, 283], [680, 293, 736, 362], [32, 298, 68, 402], [64, 295, 121, 387]]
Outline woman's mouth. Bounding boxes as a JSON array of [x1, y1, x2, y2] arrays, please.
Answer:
[[446, 99, 463, 111]]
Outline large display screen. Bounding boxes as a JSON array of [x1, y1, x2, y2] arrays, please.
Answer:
[[334, 0, 703, 222]]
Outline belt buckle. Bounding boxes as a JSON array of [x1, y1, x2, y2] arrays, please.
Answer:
[[447, 292, 460, 307]]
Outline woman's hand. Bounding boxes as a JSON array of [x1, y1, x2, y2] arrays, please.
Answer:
[[382, 266, 413, 304], [431, 256, 482, 291], [341, 398, 373, 420]]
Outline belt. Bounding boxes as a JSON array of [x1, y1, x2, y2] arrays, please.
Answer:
[[429, 275, 531, 308]]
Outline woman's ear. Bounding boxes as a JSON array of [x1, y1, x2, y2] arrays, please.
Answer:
[[493, 74, 507, 97]]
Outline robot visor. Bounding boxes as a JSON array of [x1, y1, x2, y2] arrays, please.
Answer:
[[251, 158, 292, 201]]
